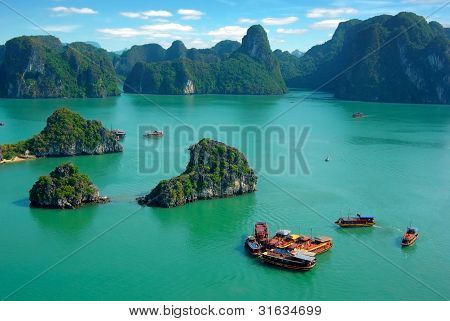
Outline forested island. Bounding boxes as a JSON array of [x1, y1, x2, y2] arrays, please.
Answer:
[[29, 163, 108, 209], [0, 107, 122, 163], [137, 138, 257, 208]]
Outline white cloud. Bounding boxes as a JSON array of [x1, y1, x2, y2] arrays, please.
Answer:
[[238, 18, 258, 24], [307, 7, 358, 18], [41, 25, 80, 33], [207, 25, 247, 41], [177, 9, 204, 20], [310, 19, 345, 30], [276, 28, 308, 35], [98, 23, 193, 38], [261, 16, 298, 25], [120, 10, 172, 20], [51, 7, 97, 15]]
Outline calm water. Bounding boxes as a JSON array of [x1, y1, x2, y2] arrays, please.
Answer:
[[0, 92, 449, 300]]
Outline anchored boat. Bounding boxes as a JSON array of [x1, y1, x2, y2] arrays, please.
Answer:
[[244, 235, 263, 255], [290, 235, 333, 254], [260, 249, 317, 271], [335, 213, 375, 227], [268, 230, 297, 249], [401, 227, 419, 247], [352, 112, 365, 118], [144, 130, 164, 137], [244, 222, 269, 256], [112, 129, 126, 139]]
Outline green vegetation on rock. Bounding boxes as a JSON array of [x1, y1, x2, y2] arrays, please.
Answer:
[[0, 107, 123, 160], [29, 162, 107, 209], [279, 12, 449, 104], [123, 25, 287, 95], [137, 138, 257, 208], [0, 36, 120, 98]]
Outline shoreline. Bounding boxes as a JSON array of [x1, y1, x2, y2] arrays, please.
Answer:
[[0, 155, 37, 165]]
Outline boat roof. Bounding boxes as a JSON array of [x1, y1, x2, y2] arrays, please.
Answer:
[[296, 249, 316, 257], [290, 234, 300, 240], [359, 216, 374, 219], [276, 229, 291, 236], [293, 252, 316, 262], [407, 227, 418, 232], [315, 236, 332, 242]]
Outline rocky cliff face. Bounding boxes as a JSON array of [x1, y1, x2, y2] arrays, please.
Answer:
[[281, 12, 449, 104], [0, 107, 123, 161], [137, 139, 257, 208], [0, 36, 120, 98], [29, 163, 108, 209]]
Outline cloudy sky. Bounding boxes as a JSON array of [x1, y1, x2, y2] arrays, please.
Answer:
[[0, 0, 448, 52]]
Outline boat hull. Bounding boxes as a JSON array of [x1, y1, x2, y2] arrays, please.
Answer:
[[244, 240, 262, 256], [336, 222, 375, 227], [401, 234, 419, 247], [260, 254, 316, 271]]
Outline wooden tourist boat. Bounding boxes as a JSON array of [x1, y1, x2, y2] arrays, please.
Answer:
[[144, 130, 164, 137], [268, 230, 298, 249], [335, 213, 375, 227], [260, 249, 317, 271], [290, 235, 333, 254], [401, 227, 419, 247], [112, 129, 126, 139], [352, 112, 365, 118], [244, 235, 263, 256], [254, 222, 269, 245]]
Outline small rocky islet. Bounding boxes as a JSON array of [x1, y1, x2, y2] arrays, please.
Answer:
[[137, 138, 257, 208], [0, 107, 123, 163], [29, 162, 108, 209]]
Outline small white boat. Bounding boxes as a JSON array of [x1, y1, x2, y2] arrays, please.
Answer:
[[144, 130, 164, 137]]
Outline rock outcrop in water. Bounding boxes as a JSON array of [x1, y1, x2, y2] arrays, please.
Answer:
[[137, 138, 257, 208], [29, 163, 108, 209], [0, 107, 123, 161]]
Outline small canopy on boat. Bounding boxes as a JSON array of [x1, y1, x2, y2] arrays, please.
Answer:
[[293, 252, 316, 262], [315, 236, 332, 242], [290, 234, 301, 240], [296, 249, 316, 257], [276, 229, 291, 236], [407, 227, 418, 233]]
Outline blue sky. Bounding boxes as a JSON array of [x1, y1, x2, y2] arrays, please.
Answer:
[[0, 0, 448, 52]]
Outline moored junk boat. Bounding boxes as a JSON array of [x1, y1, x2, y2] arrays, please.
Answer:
[[254, 222, 269, 245], [268, 230, 298, 249], [335, 213, 375, 227], [244, 222, 269, 256], [401, 227, 419, 247], [260, 249, 317, 271], [112, 129, 126, 139], [352, 112, 365, 118], [289, 235, 333, 254], [244, 235, 263, 255], [144, 130, 164, 137]]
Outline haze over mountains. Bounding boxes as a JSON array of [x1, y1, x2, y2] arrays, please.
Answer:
[[0, 12, 448, 104]]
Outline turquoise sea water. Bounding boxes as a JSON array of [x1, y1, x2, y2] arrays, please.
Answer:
[[0, 91, 449, 300]]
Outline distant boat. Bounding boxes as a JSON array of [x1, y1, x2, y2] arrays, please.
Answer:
[[324, 155, 331, 162], [352, 112, 365, 118], [244, 235, 263, 256], [335, 213, 375, 227], [0, 121, 5, 126], [401, 227, 419, 247], [112, 129, 126, 139], [144, 130, 164, 137]]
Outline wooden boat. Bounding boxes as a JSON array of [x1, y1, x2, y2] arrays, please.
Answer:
[[144, 130, 164, 137], [244, 235, 263, 256], [260, 249, 316, 271], [112, 129, 126, 139], [254, 222, 269, 245], [268, 230, 298, 249], [290, 235, 333, 254], [335, 213, 375, 227], [401, 227, 419, 247], [352, 112, 365, 118]]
